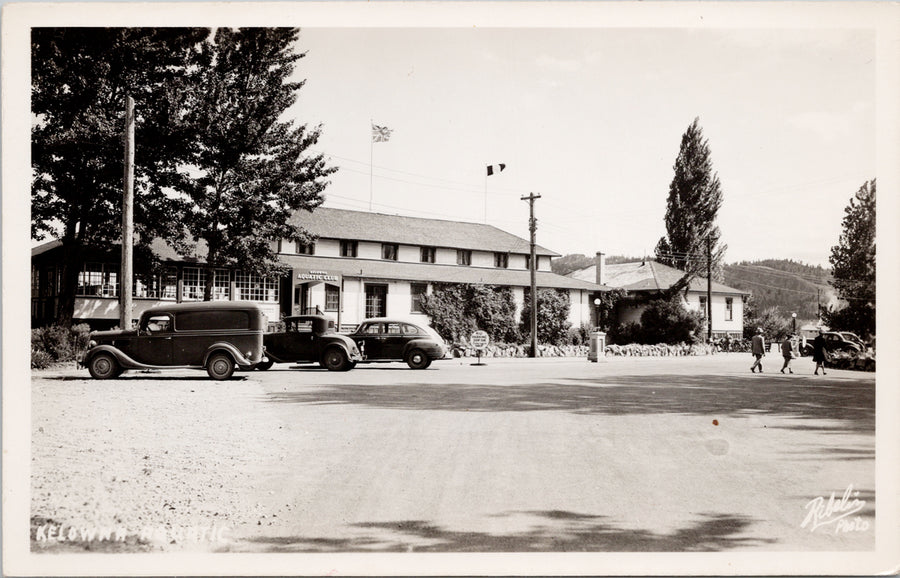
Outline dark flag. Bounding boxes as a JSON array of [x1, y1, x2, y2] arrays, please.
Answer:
[[486, 163, 506, 176]]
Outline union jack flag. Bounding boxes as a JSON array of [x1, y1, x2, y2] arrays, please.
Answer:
[[372, 124, 392, 142]]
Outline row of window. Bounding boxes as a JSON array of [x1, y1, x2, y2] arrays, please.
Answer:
[[52, 263, 282, 303], [285, 239, 524, 269]]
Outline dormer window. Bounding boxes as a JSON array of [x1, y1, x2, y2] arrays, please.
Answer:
[[420, 246, 436, 263], [295, 241, 315, 255], [457, 249, 472, 266], [494, 252, 509, 268]]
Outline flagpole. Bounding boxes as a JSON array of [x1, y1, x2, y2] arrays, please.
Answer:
[[369, 119, 374, 211], [484, 172, 488, 224]]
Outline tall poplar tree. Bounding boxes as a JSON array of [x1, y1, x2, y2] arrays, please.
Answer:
[[823, 180, 876, 338], [655, 117, 727, 288], [177, 28, 336, 300], [32, 28, 208, 325]]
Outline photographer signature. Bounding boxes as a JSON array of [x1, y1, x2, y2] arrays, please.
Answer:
[[801, 484, 869, 533]]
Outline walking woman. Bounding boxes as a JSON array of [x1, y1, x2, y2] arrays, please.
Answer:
[[780, 335, 795, 374], [812, 328, 827, 375]]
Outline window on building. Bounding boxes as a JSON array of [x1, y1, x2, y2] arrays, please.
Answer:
[[325, 285, 340, 312], [77, 262, 118, 297], [410, 283, 427, 313], [212, 268, 230, 300], [296, 241, 315, 255], [494, 252, 509, 268], [382, 243, 399, 261], [161, 267, 178, 300], [420, 246, 436, 263], [725, 297, 733, 321], [235, 271, 279, 302], [182, 267, 205, 301], [457, 249, 472, 266], [699, 296, 708, 317], [134, 273, 160, 299], [340, 240, 358, 257], [525, 255, 532, 270], [365, 284, 387, 318]]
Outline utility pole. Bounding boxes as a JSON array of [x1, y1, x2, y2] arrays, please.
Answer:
[[120, 95, 135, 329], [706, 235, 712, 341], [521, 193, 541, 357]]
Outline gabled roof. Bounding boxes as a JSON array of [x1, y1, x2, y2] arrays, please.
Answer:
[[569, 260, 748, 296], [290, 207, 558, 257]]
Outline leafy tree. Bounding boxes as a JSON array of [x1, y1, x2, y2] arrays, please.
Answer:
[[177, 28, 336, 299], [519, 289, 572, 346], [822, 180, 876, 338], [655, 117, 727, 290], [31, 28, 208, 325]]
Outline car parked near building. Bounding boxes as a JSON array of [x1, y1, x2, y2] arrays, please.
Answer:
[[257, 315, 361, 371], [80, 301, 267, 380], [800, 331, 864, 357], [347, 318, 447, 369]]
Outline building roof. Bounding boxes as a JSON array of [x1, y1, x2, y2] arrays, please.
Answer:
[[568, 260, 748, 296], [280, 254, 608, 292], [290, 207, 559, 257]]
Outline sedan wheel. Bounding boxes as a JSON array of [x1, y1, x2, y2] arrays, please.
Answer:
[[323, 348, 351, 371], [207, 353, 235, 380], [88, 352, 120, 380], [406, 349, 431, 369]]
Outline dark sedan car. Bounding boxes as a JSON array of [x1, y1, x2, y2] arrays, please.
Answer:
[[258, 315, 361, 371], [800, 331, 864, 357], [348, 318, 447, 369]]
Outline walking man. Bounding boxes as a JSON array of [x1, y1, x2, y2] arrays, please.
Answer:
[[750, 327, 766, 373]]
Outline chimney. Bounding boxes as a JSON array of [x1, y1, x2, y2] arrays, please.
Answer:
[[595, 251, 606, 285]]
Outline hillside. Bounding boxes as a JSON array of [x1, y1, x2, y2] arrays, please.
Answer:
[[553, 254, 834, 322], [723, 260, 834, 321]]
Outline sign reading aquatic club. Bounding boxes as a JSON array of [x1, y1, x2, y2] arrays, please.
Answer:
[[297, 270, 340, 282]]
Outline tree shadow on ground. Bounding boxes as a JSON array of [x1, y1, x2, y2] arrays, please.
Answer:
[[266, 374, 874, 433], [239, 510, 774, 553]]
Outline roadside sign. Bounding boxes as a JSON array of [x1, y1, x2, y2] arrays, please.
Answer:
[[470, 330, 489, 350]]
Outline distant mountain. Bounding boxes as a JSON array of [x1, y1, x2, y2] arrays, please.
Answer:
[[552, 254, 834, 323], [723, 260, 834, 321]]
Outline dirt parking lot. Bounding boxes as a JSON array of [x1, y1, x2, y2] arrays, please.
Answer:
[[29, 354, 876, 554]]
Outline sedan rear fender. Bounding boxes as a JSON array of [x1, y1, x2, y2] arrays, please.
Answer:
[[202, 342, 256, 369], [325, 339, 362, 362], [402, 338, 444, 357]]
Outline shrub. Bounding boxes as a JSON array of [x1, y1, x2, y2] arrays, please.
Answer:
[[519, 289, 572, 346], [640, 297, 704, 345], [567, 322, 591, 346], [423, 283, 519, 343], [31, 323, 92, 367]]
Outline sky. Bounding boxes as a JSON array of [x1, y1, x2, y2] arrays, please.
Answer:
[[287, 26, 876, 267]]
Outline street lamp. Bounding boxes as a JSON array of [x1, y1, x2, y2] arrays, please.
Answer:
[[791, 312, 797, 333], [594, 298, 602, 330]]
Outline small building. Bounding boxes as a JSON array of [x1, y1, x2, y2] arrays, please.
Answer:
[[568, 255, 749, 339], [31, 207, 608, 331]]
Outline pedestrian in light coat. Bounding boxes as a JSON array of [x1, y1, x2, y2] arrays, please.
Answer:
[[750, 327, 766, 373]]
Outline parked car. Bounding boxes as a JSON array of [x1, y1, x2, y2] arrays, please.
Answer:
[[80, 301, 267, 380], [257, 315, 361, 371], [347, 318, 447, 369], [800, 331, 864, 357], [839, 332, 867, 350]]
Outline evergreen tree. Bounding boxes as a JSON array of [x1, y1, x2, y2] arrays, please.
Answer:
[[31, 28, 208, 325], [823, 180, 876, 338], [655, 117, 727, 289], [177, 28, 336, 299]]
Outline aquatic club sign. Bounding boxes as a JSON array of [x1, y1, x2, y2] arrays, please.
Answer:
[[297, 270, 341, 283]]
